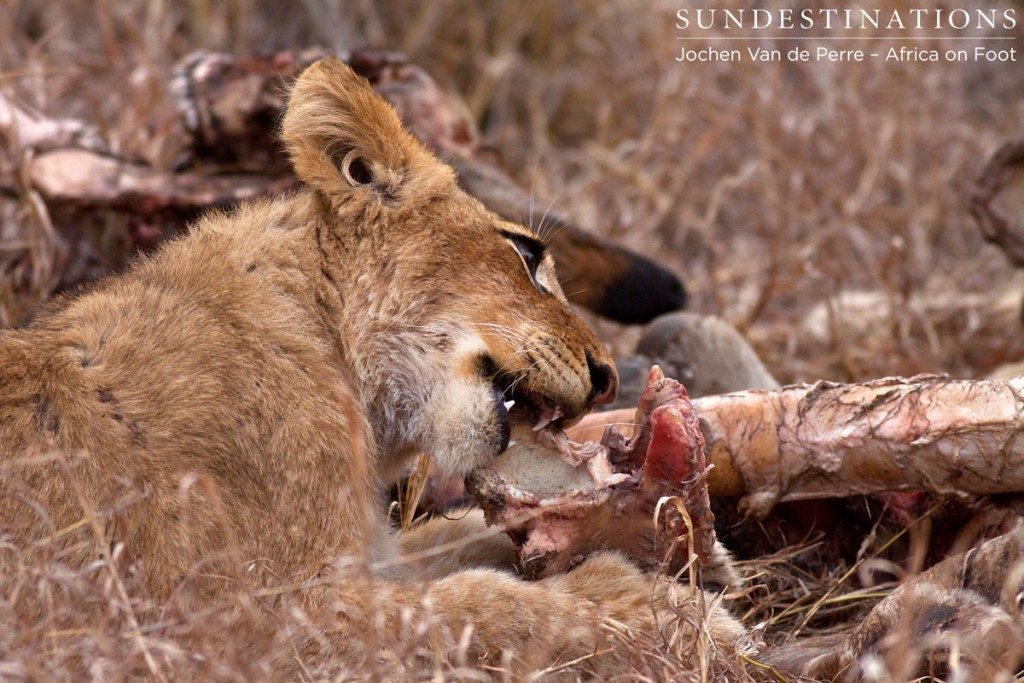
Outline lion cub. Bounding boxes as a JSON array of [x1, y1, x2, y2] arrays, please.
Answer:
[[0, 58, 743, 676]]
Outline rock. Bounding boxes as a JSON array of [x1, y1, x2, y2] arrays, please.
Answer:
[[608, 312, 778, 409]]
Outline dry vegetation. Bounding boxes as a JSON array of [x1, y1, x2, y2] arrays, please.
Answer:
[[2, 0, 1024, 681]]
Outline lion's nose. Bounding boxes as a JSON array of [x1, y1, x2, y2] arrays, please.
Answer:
[[585, 350, 618, 407]]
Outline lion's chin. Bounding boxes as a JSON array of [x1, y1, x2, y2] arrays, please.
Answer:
[[417, 383, 510, 476], [419, 374, 581, 477]]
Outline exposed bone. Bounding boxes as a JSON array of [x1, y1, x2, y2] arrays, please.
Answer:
[[468, 367, 717, 579], [0, 92, 107, 153], [574, 375, 1024, 519], [24, 149, 295, 211]]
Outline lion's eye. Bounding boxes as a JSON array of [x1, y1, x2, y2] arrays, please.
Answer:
[[504, 233, 545, 283]]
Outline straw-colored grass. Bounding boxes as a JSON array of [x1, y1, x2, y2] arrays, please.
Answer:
[[2, 1, 1023, 680]]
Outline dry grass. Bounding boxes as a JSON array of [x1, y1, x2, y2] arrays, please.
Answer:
[[3, 0, 1024, 680], [3, 1, 1022, 377], [0, 490, 763, 682]]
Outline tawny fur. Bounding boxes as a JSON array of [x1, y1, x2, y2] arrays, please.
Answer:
[[0, 57, 744, 677]]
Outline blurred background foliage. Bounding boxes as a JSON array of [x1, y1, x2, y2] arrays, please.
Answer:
[[2, 0, 1023, 382]]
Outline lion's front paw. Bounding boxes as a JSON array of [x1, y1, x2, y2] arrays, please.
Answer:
[[561, 552, 746, 654]]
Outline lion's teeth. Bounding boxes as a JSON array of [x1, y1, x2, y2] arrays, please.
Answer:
[[532, 415, 552, 431], [504, 400, 515, 411], [508, 440, 517, 447]]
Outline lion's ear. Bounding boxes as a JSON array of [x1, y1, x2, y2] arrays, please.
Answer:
[[281, 56, 448, 204]]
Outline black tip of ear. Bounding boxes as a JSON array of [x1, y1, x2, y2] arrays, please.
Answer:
[[595, 256, 687, 325]]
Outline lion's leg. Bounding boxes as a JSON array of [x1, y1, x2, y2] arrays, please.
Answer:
[[326, 551, 746, 677], [394, 508, 516, 579]]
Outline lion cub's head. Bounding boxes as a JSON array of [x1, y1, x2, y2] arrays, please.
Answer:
[[282, 58, 617, 478]]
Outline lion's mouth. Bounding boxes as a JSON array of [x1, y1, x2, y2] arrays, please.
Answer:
[[490, 372, 568, 455]]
